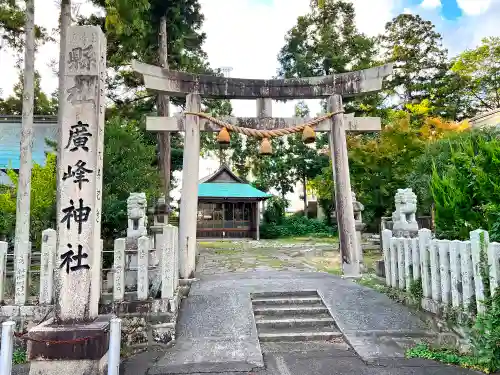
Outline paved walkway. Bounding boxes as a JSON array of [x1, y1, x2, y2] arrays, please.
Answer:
[[123, 241, 481, 375]]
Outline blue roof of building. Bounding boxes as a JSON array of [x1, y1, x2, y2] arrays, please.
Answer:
[[0, 116, 58, 169], [198, 182, 271, 199]]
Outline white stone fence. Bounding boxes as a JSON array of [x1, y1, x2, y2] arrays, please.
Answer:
[[0, 225, 180, 315], [382, 228, 500, 315], [107, 225, 180, 302]]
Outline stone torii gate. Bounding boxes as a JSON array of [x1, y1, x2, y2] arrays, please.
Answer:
[[132, 60, 393, 279]]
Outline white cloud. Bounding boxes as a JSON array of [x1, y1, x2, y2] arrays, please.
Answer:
[[420, 0, 441, 10], [456, 0, 492, 15]]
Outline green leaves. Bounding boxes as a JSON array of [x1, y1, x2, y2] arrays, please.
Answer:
[[102, 117, 162, 244], [0, 0, 49, 53], [0, 71, 58, 115], [278, 0, 377, 79], [429, 129, 500, 240], [451, 37, 500, 112], [0, 152, 57, 248], [380, 14, 448, 107]]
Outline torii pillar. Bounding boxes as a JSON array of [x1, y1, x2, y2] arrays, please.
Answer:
[[132, 60, 393, 278]]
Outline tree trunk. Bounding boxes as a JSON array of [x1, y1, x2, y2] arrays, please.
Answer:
[[302, 176, 308, 217], [56, 0, 71, 221], [157, 15, 171, 208], [13, 0, 35, 305]]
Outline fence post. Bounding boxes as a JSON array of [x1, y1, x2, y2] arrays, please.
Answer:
[[460, 241, 474, 311], [108, 317, 122, 375], [397, 238, 405, 290], [438, 240, 451, 306], [137, 236, 149, 301], [389, 237, 398, 288], [113, 238, 125, 302], [39, 229, 56, 304], [411, 237, 420, 282], [160, 226, 175, 299], [14, 240, 29, 305], [449, 240, 463, 308], [470, 229, 489, 313], [419, 229, 432, 300], [488, 242, 500, 295], [90, 239, 104, 317], [0, 242, 7, 303], [0, 321, 15, 375], [429, 239, 441, 305], [382, 229, 392, 286], [173, 226, 179, 290], [404, 238, 412, 291]]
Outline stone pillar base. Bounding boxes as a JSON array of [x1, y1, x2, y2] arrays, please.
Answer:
[[341, 262, 362, 279], [27, 315, 111, 375], [375, 259, 386, 278], [29, 358, 108, 375]]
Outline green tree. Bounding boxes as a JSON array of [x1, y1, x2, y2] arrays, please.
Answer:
[[311, 111, 427, 230], [0, 152, 57, 248], [0, 0, 49, 53], [380, 14, 449, 108], [451, 37, 500, 113], [81, 0, 208, 107], [101, 117, 162, 246], [278, 0, 377, 78], [0, 71, 57, 115], [252, 137, 295, 200], [430, 129, 500, 241], [430, 66, 477, 121], [288, 101, 329, 215], [277, 0, 381, 114]]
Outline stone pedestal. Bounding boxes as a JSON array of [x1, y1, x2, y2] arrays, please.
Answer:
[[27, 316, 111, 374]]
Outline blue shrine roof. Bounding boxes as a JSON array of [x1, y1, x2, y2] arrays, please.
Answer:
[[0, 116, 58, 170]]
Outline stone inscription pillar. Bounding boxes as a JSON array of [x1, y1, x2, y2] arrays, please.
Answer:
[[55, 25, 106, 321], [179, 93, 201, 278], [328, 94, 360, 278]]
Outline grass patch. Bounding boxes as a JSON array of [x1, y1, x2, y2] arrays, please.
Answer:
[[213, 249, 240, 255], [325, 267, 342, 275], [406, 344, 491, 373], [12, 348, 27, 365], [275, 236, 338, 244], [264, 258, 285, 268], [356, 274, 386, 292], [198, 241, 240, 249], [363, 251, 382, 273]]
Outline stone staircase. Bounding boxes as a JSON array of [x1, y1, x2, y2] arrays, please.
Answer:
[[251, 291, 342, 342]]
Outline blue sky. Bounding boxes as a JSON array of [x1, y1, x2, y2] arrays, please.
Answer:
[[406, 0, 462, 19]]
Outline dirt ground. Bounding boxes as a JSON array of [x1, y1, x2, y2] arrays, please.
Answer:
[[195, 237, 382, 277]]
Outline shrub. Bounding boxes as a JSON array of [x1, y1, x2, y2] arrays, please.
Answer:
[[262, 196, 287, 225], [260, 215, 334, 239], [429, 129, 500, 240]]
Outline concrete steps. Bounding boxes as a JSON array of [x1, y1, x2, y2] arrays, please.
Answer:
[[251, 291, 341, 342]]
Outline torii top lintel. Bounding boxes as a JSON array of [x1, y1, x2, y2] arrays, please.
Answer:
[[132, 60, 394, 100]]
